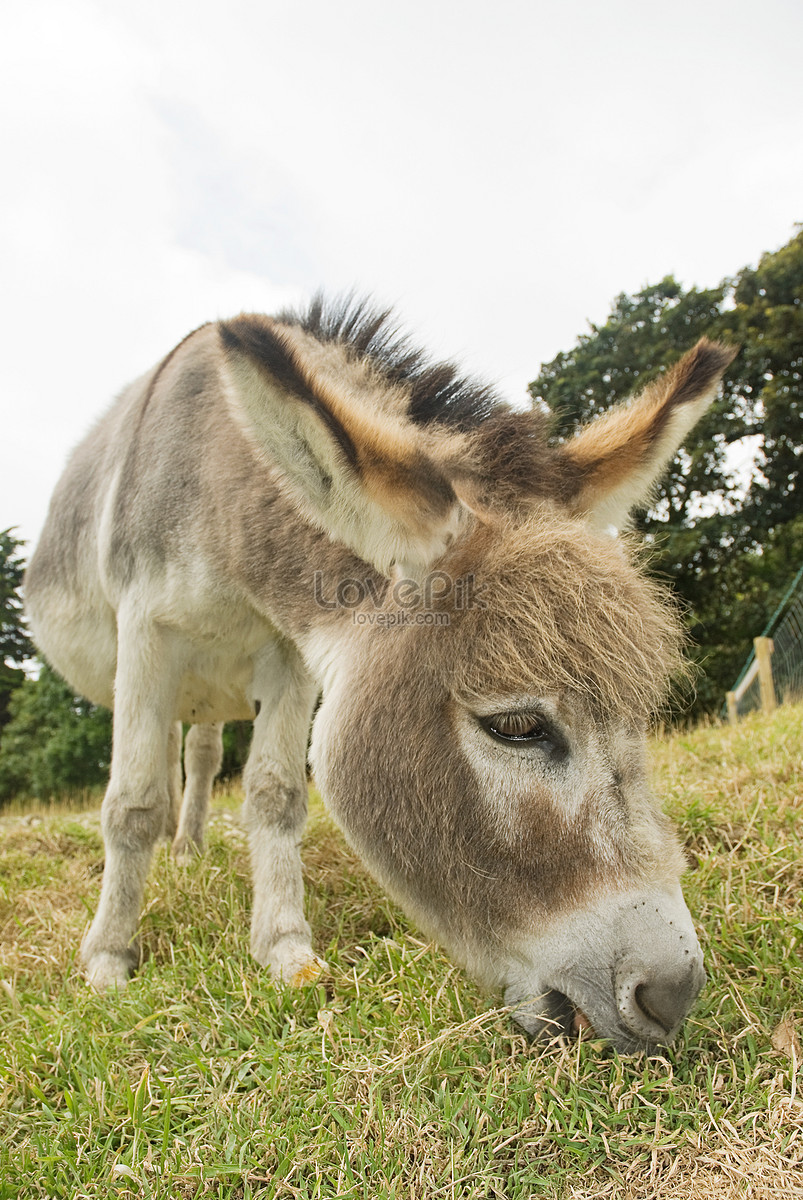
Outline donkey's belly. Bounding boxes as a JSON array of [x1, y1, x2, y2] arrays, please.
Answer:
[[28, 572, 276, 724], [172, 615, 283, 723], [26, 585, 118, 710], [175, 666, 258, 723]]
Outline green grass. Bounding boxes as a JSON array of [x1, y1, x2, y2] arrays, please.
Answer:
[[1, 706, 802, 1198]]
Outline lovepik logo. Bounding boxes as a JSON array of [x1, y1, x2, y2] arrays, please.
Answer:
[[313, 570, 487, 614]]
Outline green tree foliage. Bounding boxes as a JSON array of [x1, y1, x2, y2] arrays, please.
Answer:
[[721, 232, 803, 536], [0, 663, 112, 802], [221, 721, 252, 779], [0, 531, 111, 803], [529, 228, 803, 717], [0, 528, 34, 730]]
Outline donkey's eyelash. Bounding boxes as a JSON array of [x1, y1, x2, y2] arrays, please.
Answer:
[[487, 712, 548, 739]]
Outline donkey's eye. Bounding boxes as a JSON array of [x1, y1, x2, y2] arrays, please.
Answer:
[[477, 709, 558, 746], [476, 710, 568, 760]]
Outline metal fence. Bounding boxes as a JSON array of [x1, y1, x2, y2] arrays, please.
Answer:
[[726, 562, 803, 722]]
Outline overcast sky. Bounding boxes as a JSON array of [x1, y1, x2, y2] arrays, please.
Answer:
[[2, 0, 801, 549]]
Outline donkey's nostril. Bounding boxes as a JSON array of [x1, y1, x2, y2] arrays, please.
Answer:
[[634, 982, 677, 1035]]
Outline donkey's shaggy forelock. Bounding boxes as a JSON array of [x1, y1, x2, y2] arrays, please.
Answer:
[[444, 512, 686, 717]]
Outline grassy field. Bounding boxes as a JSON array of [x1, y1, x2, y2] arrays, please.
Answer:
[[1, 705, 801, 1199]]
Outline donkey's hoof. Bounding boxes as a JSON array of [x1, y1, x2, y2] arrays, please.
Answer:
[[171, 834, 203, 862], [288, 956, 328, 987], [84, 951, 135, 991], [264, 937, 327, 987]]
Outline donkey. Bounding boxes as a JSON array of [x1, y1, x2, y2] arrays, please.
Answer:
[[25, 297, 736, 1052]]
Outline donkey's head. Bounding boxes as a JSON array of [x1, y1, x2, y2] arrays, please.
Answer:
[[221, 301, 736, 1052]]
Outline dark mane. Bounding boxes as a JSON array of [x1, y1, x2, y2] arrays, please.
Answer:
[[276, 292, 505, 431]]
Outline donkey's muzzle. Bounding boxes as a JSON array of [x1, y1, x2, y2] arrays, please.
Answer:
[[505, 885, 707, 1053], [614, 955, 706, 1046], [510, 957, 705, 1052]]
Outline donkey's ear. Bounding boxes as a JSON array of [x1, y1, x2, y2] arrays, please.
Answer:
[[219, 314, 466, 576], [558, 339, 738, 531]]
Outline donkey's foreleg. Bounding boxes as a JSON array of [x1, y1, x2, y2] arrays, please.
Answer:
[[81, 620, 184, 990], [172, 722, 223, 858], [165, 721, 184, 841], [244, 644, 321, 985]]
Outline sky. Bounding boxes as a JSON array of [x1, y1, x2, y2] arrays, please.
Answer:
[[2, 0, 802, 549]]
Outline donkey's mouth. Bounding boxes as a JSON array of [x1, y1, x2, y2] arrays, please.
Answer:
[[570, 1006, 595, 1036], [509, 989, 596, 1041]]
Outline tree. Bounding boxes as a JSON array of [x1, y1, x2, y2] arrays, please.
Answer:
[[0, 528, 34, 731], [528, 230, 803, 718], [0, 532, 114, 803], [0, 663, 112, 803], [719, 229, 803, 539]]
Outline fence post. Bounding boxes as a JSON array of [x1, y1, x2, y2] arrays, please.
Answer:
[[726, 691, 738, 725], [754, 636, 776, 714]]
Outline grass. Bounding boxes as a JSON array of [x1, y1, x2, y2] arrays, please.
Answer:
[[1, 706, 802, 1199]]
